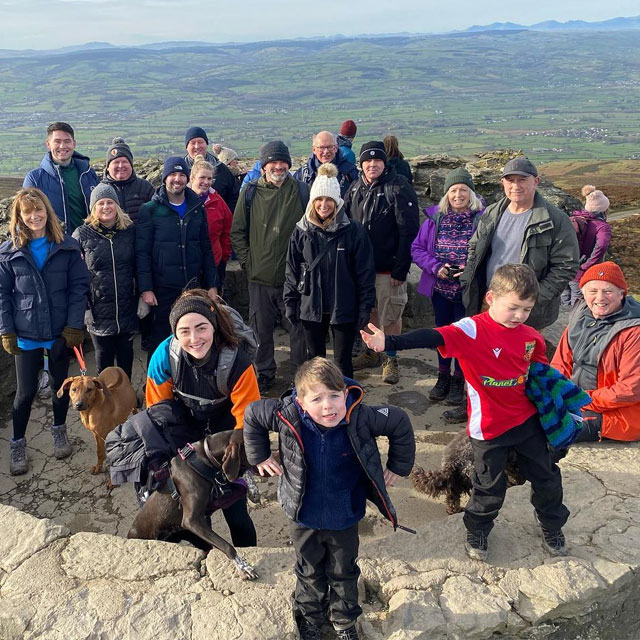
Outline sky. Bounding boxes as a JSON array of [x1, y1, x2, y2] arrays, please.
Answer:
[[2, 0, 639, 49]]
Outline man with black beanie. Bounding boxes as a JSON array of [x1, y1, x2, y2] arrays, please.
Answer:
[[344, 141, 419, 385], [230, 141, 308, 393], [102, 137, 154, 223], [136, 156, 219, 362]]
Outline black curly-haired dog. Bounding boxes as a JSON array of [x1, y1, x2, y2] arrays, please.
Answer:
[[411, 431, 526, 514]]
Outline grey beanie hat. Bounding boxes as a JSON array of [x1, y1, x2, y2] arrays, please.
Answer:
[[90, 183, 120, 210], [443, 167, 474, 193]]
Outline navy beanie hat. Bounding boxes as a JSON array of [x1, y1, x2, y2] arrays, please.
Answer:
[[185, 126, 209, 147], [162, 156, 190, 182]]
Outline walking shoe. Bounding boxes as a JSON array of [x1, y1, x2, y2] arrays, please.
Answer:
[[257, 374, 275, 395], [297, 618, 322, 640], [429, 372, 451, 401], [352, 348, 382, 371], [51, 424, 72, 459], [465, 529, 488, 561], [443, 404, 467, 424], [445, 376, 465, 406], [336, 625, 360, 640], [535, 514, 567, 556], [382, 356, 400, 385], [10, 437, 28, 476]]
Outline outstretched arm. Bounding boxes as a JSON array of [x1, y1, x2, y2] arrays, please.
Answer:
[[361, 324, 445, 352]]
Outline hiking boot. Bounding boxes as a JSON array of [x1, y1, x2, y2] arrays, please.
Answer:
[[352, 348, 382, 371], [382, 356, 399, 385], [443, 404, 467, 424], [445, 376, 466, 406], [535, 514, 567, 556], [429, 372, 451, 401], [336, 625, 360, 640], [465, 529, 488, 561], [297, 618, 322, 640], [10, 438, 28, 476], [257, 374, 275, 395], [51, 424, 72, 459]]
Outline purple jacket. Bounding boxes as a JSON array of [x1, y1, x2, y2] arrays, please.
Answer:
[[571, 210, 612, 282], [411, 204, 483, 297]]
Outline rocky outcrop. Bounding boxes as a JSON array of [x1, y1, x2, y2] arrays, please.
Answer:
[[2, 442, 640, 639]]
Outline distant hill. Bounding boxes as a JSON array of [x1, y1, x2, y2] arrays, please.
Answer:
[[465, 15, 640, 33], [1, 29, 640, 174]]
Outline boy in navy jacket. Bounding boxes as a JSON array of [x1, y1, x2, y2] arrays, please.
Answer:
[[243, 357, 415, 640]]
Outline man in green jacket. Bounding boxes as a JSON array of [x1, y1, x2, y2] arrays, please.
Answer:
[[230, 141, 308, 393], [461, 156, 579, 334]]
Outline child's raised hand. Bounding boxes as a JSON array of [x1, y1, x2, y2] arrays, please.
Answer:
[[360, 323, 385, 352], [256, 454, 283, 477]]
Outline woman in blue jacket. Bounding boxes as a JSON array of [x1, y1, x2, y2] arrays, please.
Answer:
[[0, 188, 89, 475]]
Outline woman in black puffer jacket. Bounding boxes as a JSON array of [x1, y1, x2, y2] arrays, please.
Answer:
[[73, 183, 137, 379]]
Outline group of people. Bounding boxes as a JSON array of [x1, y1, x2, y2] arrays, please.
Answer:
[[1, 116, 638, 640]]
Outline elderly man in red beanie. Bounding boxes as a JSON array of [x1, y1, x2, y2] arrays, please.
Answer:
[[552, 261, 640, 442]]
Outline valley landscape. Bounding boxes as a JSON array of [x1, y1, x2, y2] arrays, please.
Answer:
[[1, 28, 640, 175]]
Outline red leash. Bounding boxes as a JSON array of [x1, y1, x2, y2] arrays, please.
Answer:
[[73, 345, 87, 376]]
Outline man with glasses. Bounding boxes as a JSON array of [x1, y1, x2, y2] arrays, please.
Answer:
[[294, 130, 358, 196]]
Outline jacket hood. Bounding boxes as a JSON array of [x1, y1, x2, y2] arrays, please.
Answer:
[[336, 134, 353, 148], [572, 209, 606, 221], [39, 151, 92, 177]]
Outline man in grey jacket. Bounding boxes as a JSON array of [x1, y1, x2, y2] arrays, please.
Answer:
[[461, 156, 579, 333]]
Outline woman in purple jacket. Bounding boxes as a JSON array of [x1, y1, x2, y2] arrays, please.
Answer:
[[411, 167, 484, 420]]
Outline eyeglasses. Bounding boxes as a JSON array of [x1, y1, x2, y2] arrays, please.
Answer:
[[314, 145, 336, 152]]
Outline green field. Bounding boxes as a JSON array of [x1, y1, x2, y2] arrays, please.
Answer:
[[1, 31, 640, 174]]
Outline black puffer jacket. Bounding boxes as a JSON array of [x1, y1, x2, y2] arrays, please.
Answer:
[[243, 386, 415, 528], [284, 209, 375, 323], [102, 172, 155, 223], [135, 186, 218, 293], [343, 167, 419, 281], [72, 223, 137, 336]]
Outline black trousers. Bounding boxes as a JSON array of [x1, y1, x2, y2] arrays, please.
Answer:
[[90, 332, 135, 380], [13, 338, 70, 440], [147, 287, 180, 365], [221, 494, 257, 547], [302, 316, 357, 378], [290, 522, 361, 629], [463, 413, 570, 534]]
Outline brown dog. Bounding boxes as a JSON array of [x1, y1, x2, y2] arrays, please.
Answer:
[[58, 367, 137, 475], [127, 429, 259, 580]]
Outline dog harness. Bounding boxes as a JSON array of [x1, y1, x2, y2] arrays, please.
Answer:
[[175, 442, 233, 502]]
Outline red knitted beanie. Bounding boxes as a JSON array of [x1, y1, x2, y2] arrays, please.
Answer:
[[579, 261, 627, 294]]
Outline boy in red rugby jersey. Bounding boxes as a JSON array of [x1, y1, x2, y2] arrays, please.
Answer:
[[362, 263, 569, 561]]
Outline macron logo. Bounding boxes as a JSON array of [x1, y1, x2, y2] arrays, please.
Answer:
[[377, 408, 389, 417], [492, 348, 502, 359]]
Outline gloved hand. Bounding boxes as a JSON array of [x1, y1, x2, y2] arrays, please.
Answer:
[[285, 308, 299, 326], [62, 326, 85, 348], [137, 297, 151, 319], [1, 333, 21, 356], [357, 310, 371, 332]]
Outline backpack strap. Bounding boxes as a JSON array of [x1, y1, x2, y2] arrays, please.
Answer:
[[243, 180, 259, 241], [215, 345, 239, 397]]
